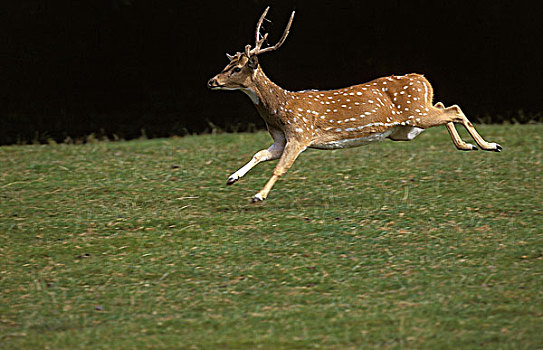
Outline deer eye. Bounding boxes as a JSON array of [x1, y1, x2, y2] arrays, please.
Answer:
[[233, 67, 241, 73]]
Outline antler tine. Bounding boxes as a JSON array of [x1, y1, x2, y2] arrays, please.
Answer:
[[243, 7, 270, 58], [254, 10, 295, 55], [254, 32, 269, 51], [255, 6, 270, 46]]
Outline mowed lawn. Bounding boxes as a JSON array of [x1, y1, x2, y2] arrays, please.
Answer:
[[0, 124, 541, 349]]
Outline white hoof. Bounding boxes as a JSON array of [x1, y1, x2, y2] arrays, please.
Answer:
[[251, 193, 265, 203]]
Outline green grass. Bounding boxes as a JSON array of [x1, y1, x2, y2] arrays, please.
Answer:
[[0, 124, 541, 349]]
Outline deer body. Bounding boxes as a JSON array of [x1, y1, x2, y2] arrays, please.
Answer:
[[208, 7, 502, 202]]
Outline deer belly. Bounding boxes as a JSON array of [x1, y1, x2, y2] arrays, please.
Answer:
[[310, 129, 395, 150]]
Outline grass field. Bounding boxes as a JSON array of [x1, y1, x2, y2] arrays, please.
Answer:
[[0, 124, 541, 349]]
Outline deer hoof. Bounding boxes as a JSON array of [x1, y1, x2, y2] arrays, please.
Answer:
[[226, 176, 238, 185], [251, 193, 265, 203], [459, 144, 477, 151], [484, 143, 502, 152]]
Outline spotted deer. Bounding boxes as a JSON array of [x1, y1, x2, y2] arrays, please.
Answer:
[[207, 7, 502, 202]]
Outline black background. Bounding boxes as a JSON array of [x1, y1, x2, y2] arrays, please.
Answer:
[[1, 0, 541, 144]]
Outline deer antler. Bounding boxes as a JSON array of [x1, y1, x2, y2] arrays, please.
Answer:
[[247, 7, 295, 57], [255, 6, 270, 47]]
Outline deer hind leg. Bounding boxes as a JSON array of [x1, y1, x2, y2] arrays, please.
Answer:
[[445, 122, 478, 151], [423, 102, 502, 152], [252, 141, 306, 202], [450, 105, 502, 152]]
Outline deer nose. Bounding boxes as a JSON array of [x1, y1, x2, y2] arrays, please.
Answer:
[[207, 78, 217, 89]]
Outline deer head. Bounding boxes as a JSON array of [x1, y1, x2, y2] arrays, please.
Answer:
[[207, 7, 295, 91]]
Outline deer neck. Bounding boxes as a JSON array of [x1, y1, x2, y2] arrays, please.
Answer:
[[242, 66, 290, 124]]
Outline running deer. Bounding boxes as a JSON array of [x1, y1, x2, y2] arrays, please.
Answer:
[[207, 7, 502, 202]]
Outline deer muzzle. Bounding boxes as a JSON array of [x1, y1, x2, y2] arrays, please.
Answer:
[[207, 78, 219, 89]]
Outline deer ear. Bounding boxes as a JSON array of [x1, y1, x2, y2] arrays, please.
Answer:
[[248, 55, 259, 69], [226, 53, 235, 61]]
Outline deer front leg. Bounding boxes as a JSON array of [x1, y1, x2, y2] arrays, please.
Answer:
[[227, 143, 284, 185], [227, 129, 286, 185], [252, 141, 307, 202]]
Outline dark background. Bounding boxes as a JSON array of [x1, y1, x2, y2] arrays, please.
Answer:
[[1, 0, 541, 145]]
